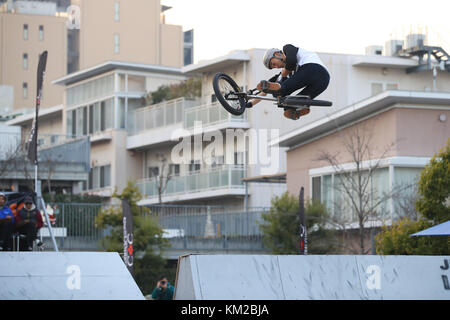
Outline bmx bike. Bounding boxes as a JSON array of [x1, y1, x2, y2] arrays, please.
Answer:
[[212, 72, 332, 116]]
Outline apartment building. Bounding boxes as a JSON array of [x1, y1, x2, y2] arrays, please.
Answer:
[[52, 61, 186, 197], [0, 0, 67, 112], [0, 0, 189, 113], [71, 0, 185, 70]]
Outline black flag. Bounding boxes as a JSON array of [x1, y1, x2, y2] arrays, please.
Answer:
[[27, 51, 48, 165], [299, 187, 308, 255]]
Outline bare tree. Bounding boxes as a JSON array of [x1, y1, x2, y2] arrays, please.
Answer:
[[155, 153, 172, 204], [316, 121, 413, 254]]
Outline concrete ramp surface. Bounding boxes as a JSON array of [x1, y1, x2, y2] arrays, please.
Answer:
[[174, 255, 450, 300], [0, 252, 144, 300]]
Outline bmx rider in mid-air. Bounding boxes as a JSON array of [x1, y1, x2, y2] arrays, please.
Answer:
[[246, 44, 330, 120]]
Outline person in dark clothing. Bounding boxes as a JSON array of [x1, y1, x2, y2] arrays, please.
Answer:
[[15, 196, 43, 251], [247, 44, 330, 120], [0, 192, 14, 251], [151, 275, 175, 300]]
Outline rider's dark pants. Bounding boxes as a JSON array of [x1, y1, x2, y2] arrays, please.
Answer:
[[280, 63, 330, 99], [0, 220, 13, 250]]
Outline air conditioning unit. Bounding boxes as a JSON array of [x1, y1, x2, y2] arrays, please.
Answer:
[[365, 45, 383, 56], [405, 34, 426, 49], [385, 40, 404, 56]]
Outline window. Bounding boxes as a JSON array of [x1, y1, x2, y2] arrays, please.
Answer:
[[67, 110, 76, 137], [312, 176, 321, 201], [76, 107, 87, 136], [118, 98, 126, 129], [184, 30, 193, 44], [100, 165, 111, 188], [183, 30, 193, 66], [169, 164, 180, 176], [189, 160, 201, 172], [23, 24, 28, 40], [184, 47, 193, 66], [39, 25, 44, 41], [23, 83, 28, 99], [114, 34, 120, 54], [234, 152, 244, 165], [23, 53, 28, 70], [89, 104, 94, 134], [148, 167, 159, 178], [114, 2, 120, 21]]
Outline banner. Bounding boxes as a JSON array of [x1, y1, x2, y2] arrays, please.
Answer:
[[27, 51, 48, 165], [299, 187, 307, 255], [122, 198, 134, 276]]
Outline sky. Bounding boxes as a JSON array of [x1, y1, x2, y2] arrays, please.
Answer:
[[162, 0, 450, 64]]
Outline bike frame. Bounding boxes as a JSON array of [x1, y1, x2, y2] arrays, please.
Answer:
[[233, 89, 312, 107]]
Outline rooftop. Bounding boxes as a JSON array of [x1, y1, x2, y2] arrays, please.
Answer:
[[53, 61, 184, 86], [276, 90, 450, 149]]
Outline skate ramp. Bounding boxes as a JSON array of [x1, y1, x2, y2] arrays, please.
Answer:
[[174, 255, 450, 300], [0, 252, 145, 300]]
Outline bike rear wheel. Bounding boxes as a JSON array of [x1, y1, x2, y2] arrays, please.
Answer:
[[213, 73, 246, 115]]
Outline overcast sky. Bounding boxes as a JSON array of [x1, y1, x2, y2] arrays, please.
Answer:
[[162, 0, 450, 63]]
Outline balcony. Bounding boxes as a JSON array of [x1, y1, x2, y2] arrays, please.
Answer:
[[137, 165, 246, 205], [127, 98, 249, 150], [0, 132, 90, 181]]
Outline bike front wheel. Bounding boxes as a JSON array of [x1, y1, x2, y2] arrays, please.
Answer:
[[212, 73, 246, 116]]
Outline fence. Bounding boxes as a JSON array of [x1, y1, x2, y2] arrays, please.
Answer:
[[40, 203, 271, 253], [137, 165, 246, 200]]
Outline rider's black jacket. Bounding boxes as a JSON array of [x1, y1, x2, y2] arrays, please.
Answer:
[[282, 44, 299, 71]]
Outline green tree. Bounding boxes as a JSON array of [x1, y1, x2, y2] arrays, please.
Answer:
[[259, 192, 338, 254], [416, 138, 450, 224], [95, 181, 172, 295], [145, 77, 201, 105], [375, 218, 449, 255]]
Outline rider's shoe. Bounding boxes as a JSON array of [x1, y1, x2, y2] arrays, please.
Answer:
[[257, 80, 281, 95], [283, 107, 310, 120]]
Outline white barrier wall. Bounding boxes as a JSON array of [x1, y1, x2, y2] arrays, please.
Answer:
[[175, 254, 450, 300], [0, 252, 145, 300]]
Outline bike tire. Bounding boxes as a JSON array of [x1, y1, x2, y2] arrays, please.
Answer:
[[212, 73, 246, 116]]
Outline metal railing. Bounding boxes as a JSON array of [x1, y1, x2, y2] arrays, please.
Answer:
[[39, 203, 270, 253], [128, 98, 248, 136], [128, 98, 197, 135], [184, 101, 247, 129], [137, 165, 246, 200]]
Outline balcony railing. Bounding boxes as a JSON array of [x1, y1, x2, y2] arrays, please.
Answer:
[[128, 98, 248, 136], [128, 98, 197, 135], [137, 165, 246, 200], [184, 101, 247, 129]]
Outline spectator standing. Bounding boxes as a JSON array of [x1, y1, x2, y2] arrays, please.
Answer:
[[0, 192, 14, 251]]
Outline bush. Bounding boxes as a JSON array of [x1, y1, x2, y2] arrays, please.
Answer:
[[259, 192, 338, 254], [375, 218, 449, 255]]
